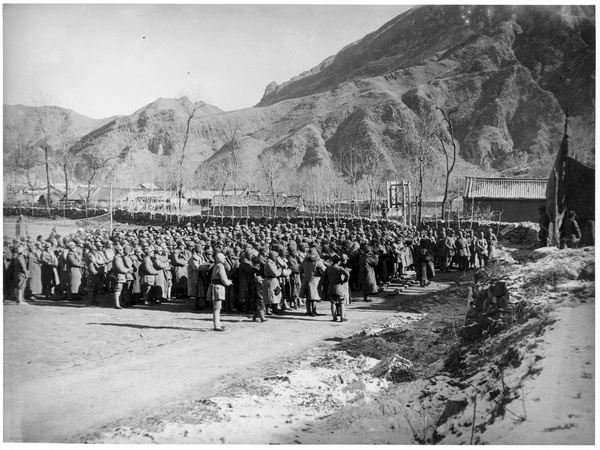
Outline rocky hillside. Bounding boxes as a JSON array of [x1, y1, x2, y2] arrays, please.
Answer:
[[3, 5, 594, 194]]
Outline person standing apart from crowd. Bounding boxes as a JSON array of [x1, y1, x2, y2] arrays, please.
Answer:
[[208, 252, 233, 331], [322, 254, 350, 321], [358, 244, 379, 302], [485, 227, 497, 260]]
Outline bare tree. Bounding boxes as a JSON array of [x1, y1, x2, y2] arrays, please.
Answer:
[[77, 139, 122, 207], [437, 105, 460, 220], [259, 151, 288, 222], [176, 93, 205, 216], [30, 91, 56, 215], [413, 114, 438, 223]]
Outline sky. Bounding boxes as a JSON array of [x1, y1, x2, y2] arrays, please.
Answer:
[[3, 3, 413, 119]]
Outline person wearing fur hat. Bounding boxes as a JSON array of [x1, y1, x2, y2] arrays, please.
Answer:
[[300, 247, 327, 316], [208, 252, 233, 331]]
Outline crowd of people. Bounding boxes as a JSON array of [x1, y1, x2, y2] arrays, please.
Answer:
[[3, 217, 499, 331]]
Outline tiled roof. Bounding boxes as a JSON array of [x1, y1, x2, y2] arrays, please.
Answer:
[[464, 177, 547, 200]]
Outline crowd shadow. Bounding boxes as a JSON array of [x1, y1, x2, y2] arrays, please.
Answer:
[[87, 322, 207, 332]]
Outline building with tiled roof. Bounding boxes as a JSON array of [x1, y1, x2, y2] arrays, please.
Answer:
[[463, 177, 547, 222]]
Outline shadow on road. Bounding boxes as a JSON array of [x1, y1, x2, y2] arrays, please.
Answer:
[[88, 322, 208, 332]]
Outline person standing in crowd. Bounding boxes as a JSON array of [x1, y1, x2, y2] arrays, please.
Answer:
[[66, 241, 84, 300], [112, 244, 133, 309], [208, 252, 233, 331], [237, 248, 255, 313], [223, 247, 239, 313], [262, 250, 284, 315], [140, 247, 158, 305], [40, 242, 59, 298], [358, 244, 379, 302], [189, 244, 212, 310], [24, 242, 42, 300], [4, 238, 14, 300], [286, 241, 303, 310], [443, 229, 456, 272], [455, 230, 470, 272], [13, 244, 29, 304], [300, 247, 326, 316], [86, 244, 102, 306], [171, 241, 190, 299], [322, 254, 350, 322], [435, 228, 446, 272], [250, 253, 267, 322]]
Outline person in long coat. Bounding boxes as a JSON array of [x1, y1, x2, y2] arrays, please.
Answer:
[[40, 242, 59, 298], [188, 245, 212, 310], [152, 248, 169, 303], [25, 242, 43, 299], [66, 241, 84, 300], [286, 241, 303, 309], [4, 239, 14, 300], [262, 251, 287, 315], [13, 244, 28, 304], [170, 242, 190, 298], [299, 247, 326, 316], [57, 244, 70, 297], [237, 248, 256, 313], [358, 245, 378, 302], [130, 248, 143, 303]]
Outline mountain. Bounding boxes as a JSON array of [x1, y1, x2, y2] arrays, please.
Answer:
[[3, 5, 595, 198]]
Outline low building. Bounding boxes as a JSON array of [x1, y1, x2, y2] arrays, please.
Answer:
[[463, 177, 547, 222], [419, 194, 463, 219]]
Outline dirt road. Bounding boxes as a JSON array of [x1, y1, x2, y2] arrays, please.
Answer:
[[3, 272, 450, 443]]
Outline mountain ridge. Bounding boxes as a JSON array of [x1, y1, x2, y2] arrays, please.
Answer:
[[3, 4, 594, 201]]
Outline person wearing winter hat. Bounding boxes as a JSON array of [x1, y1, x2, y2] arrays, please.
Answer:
[[208, 252, 233, 331]]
